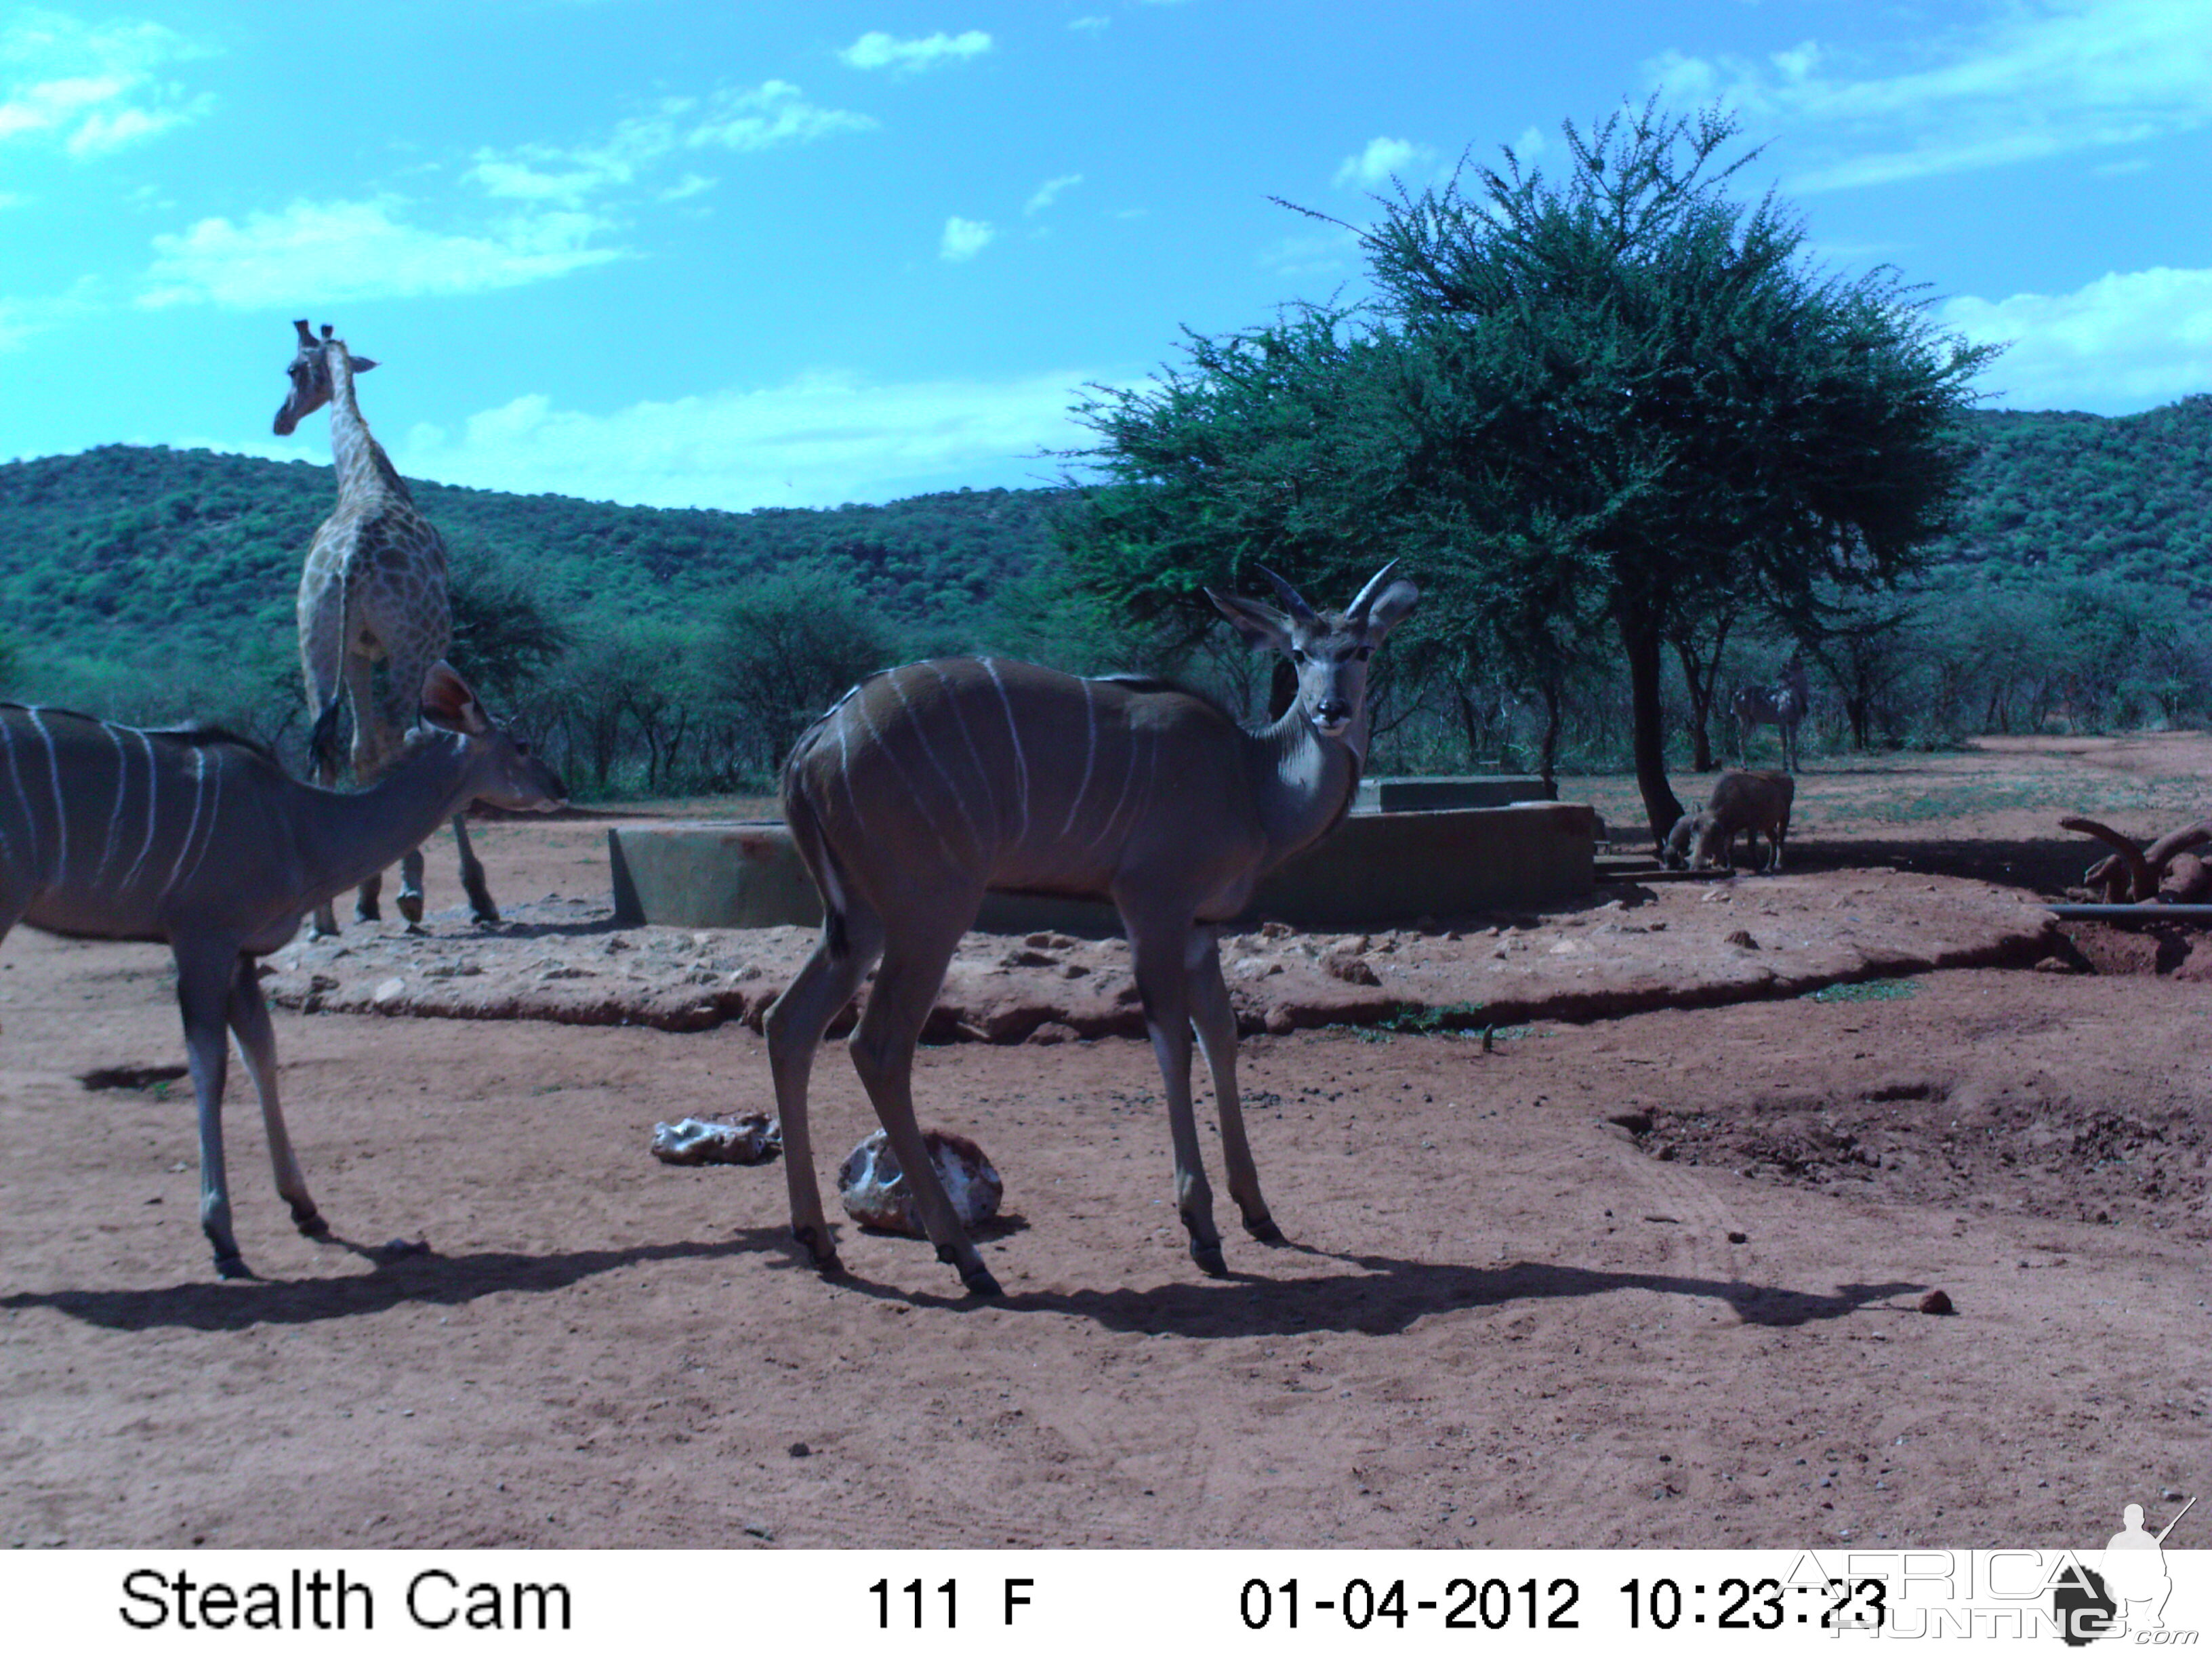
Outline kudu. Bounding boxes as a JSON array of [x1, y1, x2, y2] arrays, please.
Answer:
[[1732, 655, 1811, 772], [764, 564, 1419, 1297], [0, 663, 565, 1277]]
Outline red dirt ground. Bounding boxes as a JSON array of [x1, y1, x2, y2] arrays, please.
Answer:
[[2, 735, 2206, 1550]]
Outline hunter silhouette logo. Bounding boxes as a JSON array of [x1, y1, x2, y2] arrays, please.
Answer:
[[2053, 1494, 2194, 1646]]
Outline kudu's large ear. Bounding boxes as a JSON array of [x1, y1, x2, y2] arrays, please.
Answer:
[[348, 355, 377, 374], [417, 661, 492, 737], [1207, 587, 1294, 653], [293, 319, 317, 348]]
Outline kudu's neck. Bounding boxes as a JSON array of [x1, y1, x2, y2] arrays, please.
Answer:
[[293, 732, 474, 903], [324, 347, 412, 505], [1248, 701, 1366, 866]]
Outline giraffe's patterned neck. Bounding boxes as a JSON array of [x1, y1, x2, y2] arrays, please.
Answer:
[[323, 344, 413, 507]]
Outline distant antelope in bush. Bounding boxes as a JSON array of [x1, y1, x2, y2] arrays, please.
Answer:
[[763, 564, 1419, 1297], [0, 664, 565, 1277], [276, 319, 498, 937], [1732, 655, 1811, 771]]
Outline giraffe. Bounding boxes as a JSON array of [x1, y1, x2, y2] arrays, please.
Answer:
[[274, 319, 500, 937]]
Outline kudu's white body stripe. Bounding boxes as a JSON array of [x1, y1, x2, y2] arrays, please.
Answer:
[[91, 722, 131, 890], [27, 710, 67, 884], [159, 746, 210, 901], [853, 695, 960, 864], [926, 661, 998, 830], [978, 659, 1031, 842], [1059, 677, 1099, 838], [119, 726, 161, 895], [887, 670, 985, 853]]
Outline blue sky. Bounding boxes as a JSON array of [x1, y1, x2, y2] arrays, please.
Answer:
[[3, 1, 2210, 510]]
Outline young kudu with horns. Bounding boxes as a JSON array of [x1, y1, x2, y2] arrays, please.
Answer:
[[765, 564, 1419, 1297], [0, 664, 565, 1277]]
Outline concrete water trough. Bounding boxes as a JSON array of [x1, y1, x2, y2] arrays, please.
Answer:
[[608, 775, 1594, 935]]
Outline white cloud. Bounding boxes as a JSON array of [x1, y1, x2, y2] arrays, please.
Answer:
[[0, 10, 211, 157], [1942, 266, 2212, 412], [1332, 135, 1435, 190], [468, 82, 873, 207], [1069, 16, 1110, 31], [1647, 0, 2212, 191], [839, 30, 992, 73], [136, 198, 623, 310], [1024, 173, 1083, 215], [687, 79, 877, 150], [1511, 124, 1548, 165], [392, 370, 1094, 510], [939, 216, 996, 262]]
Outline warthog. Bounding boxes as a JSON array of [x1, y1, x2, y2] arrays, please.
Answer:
[[1663, 769, 1795, 874]]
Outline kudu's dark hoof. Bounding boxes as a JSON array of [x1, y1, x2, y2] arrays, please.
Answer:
[[213, 1253, 252, 1280], [792, 1224, 840, 1275], [294, 1209, 330, 1238], [961, 1265, 1004, 1298], [354, 901, 381, 923], [396, 893, 425, 924], [1244, 1214, 1285, 1244], [1191, 1240, 1230, 1278], [470, 908, 500, 926]]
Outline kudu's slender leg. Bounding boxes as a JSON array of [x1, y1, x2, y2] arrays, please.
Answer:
[[226, 956, 325, 1237], [846, 902, 1001, 1298], [1187, 931, 1280, 1242], [451, 812, 498, 924], [1123, 901, 1226, 1276], [175, 939, 249, 1277], [764, 904, 886, 1271], [394, 845, 427, 926]]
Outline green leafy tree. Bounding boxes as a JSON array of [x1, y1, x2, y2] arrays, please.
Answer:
[[1354, 100, 1996, 834]]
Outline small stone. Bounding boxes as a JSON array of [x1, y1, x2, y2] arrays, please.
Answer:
[[787, 1442, 811, 1458], [371, 977, 407, 1006], [1919, 1289, 1954, 1315], [1727, 1230, 1748, 1244], [1725, 929, 1759, 949]]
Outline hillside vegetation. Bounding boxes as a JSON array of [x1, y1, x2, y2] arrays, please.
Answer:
[[2, 393, 2209, 790]]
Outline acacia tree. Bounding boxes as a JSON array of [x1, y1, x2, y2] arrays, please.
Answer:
[[1356, 101, 1997, 836]]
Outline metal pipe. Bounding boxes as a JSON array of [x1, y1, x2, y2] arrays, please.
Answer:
[[2047, 903, 2212, 921]]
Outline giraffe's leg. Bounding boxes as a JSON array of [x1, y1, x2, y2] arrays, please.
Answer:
[[451, 813, 498, 924], [764, 903, 885, 1273], [1120, 896, 1225, 1276], [227, 955, 324, 1237], [174, 937, 249, 1277], [846, 899, 997, 1296], [1188, 930, 1279, 1242]]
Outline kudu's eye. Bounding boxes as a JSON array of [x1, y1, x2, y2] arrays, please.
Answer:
[[1291, 648, 1307, 663], [1355, 646, 1374, 661]]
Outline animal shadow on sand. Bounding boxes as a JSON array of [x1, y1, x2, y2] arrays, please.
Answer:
[[1, 1227, 795, 1334], [787, 1237, 1921, 1340], [8, 1228, 1919, 1341]]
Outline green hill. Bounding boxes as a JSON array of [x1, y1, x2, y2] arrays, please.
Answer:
[[0, 443, 1067, 673], [1927, 394, 2212, 601]]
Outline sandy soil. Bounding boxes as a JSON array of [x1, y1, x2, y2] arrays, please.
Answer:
[[2, 736, 2207, 1550]]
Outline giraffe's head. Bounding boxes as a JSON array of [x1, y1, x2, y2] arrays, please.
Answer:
[[273, 319, 377, 436]]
